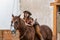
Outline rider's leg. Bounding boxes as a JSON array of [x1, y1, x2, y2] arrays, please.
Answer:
[[35, 25, 44, 40]]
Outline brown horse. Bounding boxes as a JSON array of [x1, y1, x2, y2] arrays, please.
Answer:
[[11, 14, 52, 40], [11, 14, 35, 40]]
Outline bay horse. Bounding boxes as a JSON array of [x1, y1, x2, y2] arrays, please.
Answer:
[[11, 14, 35, 40], [11, 14, 52, 40]]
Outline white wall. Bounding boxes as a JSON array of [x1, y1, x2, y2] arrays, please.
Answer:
[[0, 0, 20, 30]]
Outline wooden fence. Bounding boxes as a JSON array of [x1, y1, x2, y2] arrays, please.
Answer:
[[0, 30, 19, 40]]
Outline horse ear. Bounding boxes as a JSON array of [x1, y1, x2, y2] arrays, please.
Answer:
[[18, 14, 21, 17], [12, 14, 14, 17]]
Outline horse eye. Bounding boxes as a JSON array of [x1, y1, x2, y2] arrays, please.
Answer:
[[15, 21, 18, 24]]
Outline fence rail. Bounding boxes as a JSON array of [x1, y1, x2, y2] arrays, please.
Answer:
[[0, 30, 19, 40]]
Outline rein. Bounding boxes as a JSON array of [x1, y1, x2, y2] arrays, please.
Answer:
[[20, 28, 28, 39]]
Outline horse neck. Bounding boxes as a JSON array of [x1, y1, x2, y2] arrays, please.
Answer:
[[20, 19, 26, 28], [19, 19, 27, 32]]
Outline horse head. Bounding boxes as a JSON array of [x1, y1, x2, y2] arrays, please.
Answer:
[[11, 14, 21, 30]]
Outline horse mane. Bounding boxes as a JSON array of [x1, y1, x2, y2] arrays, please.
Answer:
[[18, 18, 27, 35]]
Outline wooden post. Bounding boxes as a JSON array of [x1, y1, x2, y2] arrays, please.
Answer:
[[50, 2, 57, 40], [53, 4, 57, 40]]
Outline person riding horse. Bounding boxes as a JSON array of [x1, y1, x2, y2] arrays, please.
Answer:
[[23, 11, 34, 26], [23, 11, 43, 40]]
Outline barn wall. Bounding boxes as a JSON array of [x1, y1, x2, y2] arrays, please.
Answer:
[[20, 0, 55, 31]]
